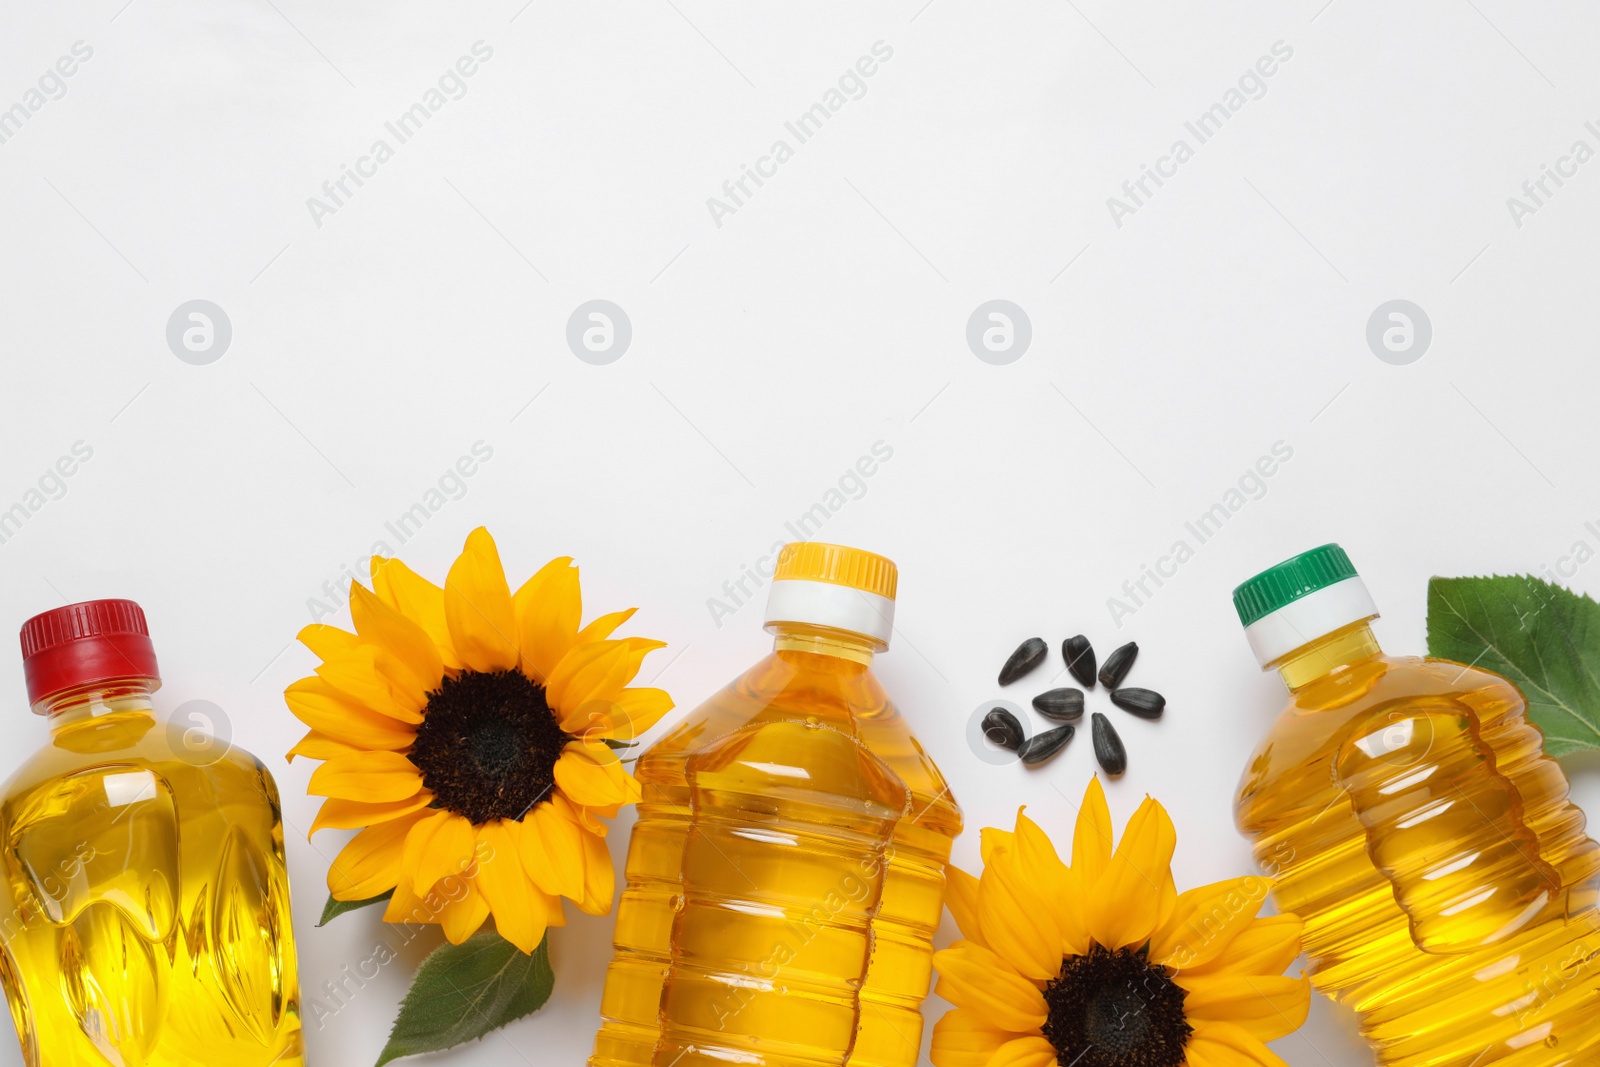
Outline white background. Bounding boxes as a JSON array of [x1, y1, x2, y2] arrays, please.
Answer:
[[2, 1, 1599, 1064]]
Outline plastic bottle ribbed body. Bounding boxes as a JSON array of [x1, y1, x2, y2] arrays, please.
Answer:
[[0, 700, 303, 1066], [590, 646, 961, 1067], [1237, 651, 1600, 1067]]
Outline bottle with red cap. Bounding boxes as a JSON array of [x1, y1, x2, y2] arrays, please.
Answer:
[[0, 599, 304, 1066]]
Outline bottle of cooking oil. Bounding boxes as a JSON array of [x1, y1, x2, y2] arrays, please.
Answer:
[[0, 599, 303, 1066], [1233, 545, 1600, 1067], [591, 543, 962, 1067]]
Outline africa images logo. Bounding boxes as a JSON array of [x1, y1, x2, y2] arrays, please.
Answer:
[[305, 42, 495, 228], [705, 41, 895, 228]]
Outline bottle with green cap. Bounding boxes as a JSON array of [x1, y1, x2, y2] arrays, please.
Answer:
[[1231, 544, 1600, 1066]]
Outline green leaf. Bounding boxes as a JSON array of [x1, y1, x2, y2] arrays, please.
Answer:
[[1426, 574, 1600, 757], [374, 931, 553, 1066], [318, 890, 393, 927]]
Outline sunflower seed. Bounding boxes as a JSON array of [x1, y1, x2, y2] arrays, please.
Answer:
[[981, 707, 1027, 751], [1098, 641, 1139, 690], [999, 637, 1048, 685], [1111, 687, 1165, 719], [1063, 634, 1096, 689], [1092, 712, 1127, 776], [1020, 724, 1074, 765], [1032, 687, 1085, 722]]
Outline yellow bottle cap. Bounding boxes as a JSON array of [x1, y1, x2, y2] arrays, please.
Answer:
[[771, 542, 897, 601], [766, 543, 898, 648]]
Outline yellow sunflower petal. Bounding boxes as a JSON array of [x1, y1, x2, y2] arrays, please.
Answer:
[[977, 839, 1062, 981], [578, 686, 674, 742], [1182, 1040, 1242, 1067], [1180, 974, 1311, 1042], [944, 865, 986, 947], [1073, 775, 1113, 886], [286, 731, 361, 763], [314, 646, 424, 723], [310, 793, 434, 836], [979, 826, 1014, 866], [371, 555, 462, 670], [1159, 865, 1178, 935], [1184, 1022, 1292, 1067], [548, 638, 665, 725], [284, 677, 417, 751], [1014, 809, 1064, 871], [297, 623, 361, 661], [554, 741, 642, 809], [309, 751, 423, 803], [928, 1007, 1014, 1067], [520, 801, 586, 899], [475, 821, 553, 954], [512, 556, 581, 683], [327, 813, 424, 900], [438, 882, 491, 944], [1185, 915, 1303, 979], [988, 1036, 1058, 1067], [539, 638, 609, 706], [350, 581, 444, 696], [572, 801, 616, 838], [1011, 809, 1075, 953], [1150, 876, 1273, 971], [382, 878, 427, 924], [403, 810, 479, 896], [444, 527, 519, 672], [931, 940, 1048, 1033], [1056, 866, 1093, 958], [575, 826, 616, 915], [573, 607, 636, 646], [1084, 795, 1176, 950]]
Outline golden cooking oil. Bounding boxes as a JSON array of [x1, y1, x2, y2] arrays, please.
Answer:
[[591, 544, 961, 1067], [1234, 548, 1600, 1067], [1, 601, 301, 1066]]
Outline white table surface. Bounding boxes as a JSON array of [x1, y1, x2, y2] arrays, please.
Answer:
[[2, 2, 1598, 1064]]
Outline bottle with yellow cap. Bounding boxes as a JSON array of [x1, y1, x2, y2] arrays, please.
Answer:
[[590, 543, 961, 1067]]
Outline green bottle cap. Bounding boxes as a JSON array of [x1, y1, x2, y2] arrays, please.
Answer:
[[1232, 544, 1359, 628]]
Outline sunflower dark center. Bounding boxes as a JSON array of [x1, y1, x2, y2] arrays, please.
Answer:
[[1042, 945, 1190, 1067], [409, 669, 570, 825]]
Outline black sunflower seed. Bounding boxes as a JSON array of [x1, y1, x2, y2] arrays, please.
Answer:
[[1062, 635, 1096, 689], [1111, 687, 1165, 720], [1032, 688, 1085, 722], [1092, 712, 1127, 776], [981, 707, 1027, 751], [1098, 641, 1139, 690], [1020, 724, 1074, 766], [999, 637, 1048, 685]]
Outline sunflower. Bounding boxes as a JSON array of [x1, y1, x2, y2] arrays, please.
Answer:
[[931, 778, 1309, 1067], [284, 527, 672, 955]]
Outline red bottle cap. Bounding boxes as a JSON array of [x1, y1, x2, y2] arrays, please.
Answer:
[[20, 599, 161, 707]]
